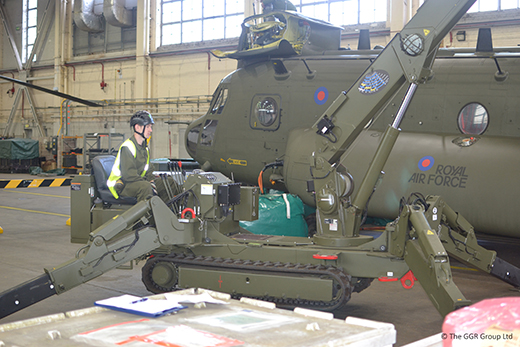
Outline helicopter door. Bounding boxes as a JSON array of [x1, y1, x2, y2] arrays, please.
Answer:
[[250, 94, 282, 131]]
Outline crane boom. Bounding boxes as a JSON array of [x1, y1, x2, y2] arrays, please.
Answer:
[[317, 0, 476, 164], [283, 0, 477, 242], [281, 0, 482, 314]]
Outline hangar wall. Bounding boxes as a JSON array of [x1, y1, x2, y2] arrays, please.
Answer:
[[0, 0, 519, 164]]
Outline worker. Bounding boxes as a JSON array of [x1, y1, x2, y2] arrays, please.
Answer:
[[107, 110, 156, 202]]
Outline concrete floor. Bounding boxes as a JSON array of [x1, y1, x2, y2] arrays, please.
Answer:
[[0, 173, 519, 346]]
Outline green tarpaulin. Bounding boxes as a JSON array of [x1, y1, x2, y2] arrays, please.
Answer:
[[240, 192, 311, 237], [0, 138, 39, 159]]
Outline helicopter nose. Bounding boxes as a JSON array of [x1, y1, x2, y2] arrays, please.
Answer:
[[185, 118, 203, 158]]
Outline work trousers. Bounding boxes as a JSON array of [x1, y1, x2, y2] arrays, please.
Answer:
[[120, 180, 153, 202]]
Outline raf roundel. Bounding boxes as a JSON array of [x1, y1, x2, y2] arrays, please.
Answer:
[[418, 156, 435, 171], [314, 87, 329, 105]]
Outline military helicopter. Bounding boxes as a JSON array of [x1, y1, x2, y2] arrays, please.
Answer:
[[1, 0, 519, 318], [1, 2, 518, 240], [185, 8, 520, 239], [3, 0, 520, 323]]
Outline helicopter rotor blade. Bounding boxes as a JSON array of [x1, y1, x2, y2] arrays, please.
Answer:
[[0, 74, 103, 107], [165, 120, 192, 125]]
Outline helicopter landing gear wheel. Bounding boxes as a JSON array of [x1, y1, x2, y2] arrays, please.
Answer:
[[142, 257, 178, 293]]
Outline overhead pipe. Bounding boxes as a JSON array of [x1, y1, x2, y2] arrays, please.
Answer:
[[64, 55, 137, 67], [66, 64, 76, 81], [65, 62, 108, 90], [104, 0, 133, 27], [57, 99, 69, 136], [99, 62, 108, 91], [0, 63, 63, 75], [21, 89, 24, 120], [27, 75, 55, 81], [63, 56, 137, 85], [74, 0, 104, 32]]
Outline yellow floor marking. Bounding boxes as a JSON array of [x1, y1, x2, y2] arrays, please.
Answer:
[[451, 265, 479, 272], [3, 190, 69, 198], [28, 179, 44, 188], [50, 178, 67, 187], [5, 180, 22, 189], [0, 205, 70, 217]]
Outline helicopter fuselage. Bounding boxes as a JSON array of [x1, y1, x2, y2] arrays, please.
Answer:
[[186, 50, 520, 237]]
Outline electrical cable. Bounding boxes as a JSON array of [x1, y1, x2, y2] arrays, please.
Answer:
[[93, 226, 142, 268], [443, 221, 473, 255], [309, 166, 332, 180], [407, 192, 429, 211], [317, 130, 338, 143], [257, 161, 283, 194]]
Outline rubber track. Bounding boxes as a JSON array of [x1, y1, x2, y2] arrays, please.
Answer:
[[142, 252, 352, 311]]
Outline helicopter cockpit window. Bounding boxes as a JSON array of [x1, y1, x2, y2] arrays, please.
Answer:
[[250, 95, 281, 131], [210, 88, 228, 115], [200, 119, 218, 146], [458, 103, 489, 135]]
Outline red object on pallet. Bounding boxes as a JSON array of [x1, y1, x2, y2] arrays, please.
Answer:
[[443, 297, 520, 347]]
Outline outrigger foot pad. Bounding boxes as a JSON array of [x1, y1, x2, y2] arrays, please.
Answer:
[[0, 273, 57, 319]]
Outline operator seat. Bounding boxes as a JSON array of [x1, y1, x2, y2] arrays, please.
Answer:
[[91, 155, 137, 205]]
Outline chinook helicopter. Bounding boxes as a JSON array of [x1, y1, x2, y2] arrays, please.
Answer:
[[1, 2, 518, 238], [3, 0, 520, 322], [185, 8, 520, 239]]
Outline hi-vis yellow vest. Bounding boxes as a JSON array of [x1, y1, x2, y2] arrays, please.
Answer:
[[107, 138, 150, 199]]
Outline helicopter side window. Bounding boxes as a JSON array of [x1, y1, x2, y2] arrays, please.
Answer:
[[250, 95, 281, 131], [210, 88, 228, 115], [256, 97, 278, 126], [458, 103, 489, 135], [200, 119, 218, 146]]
